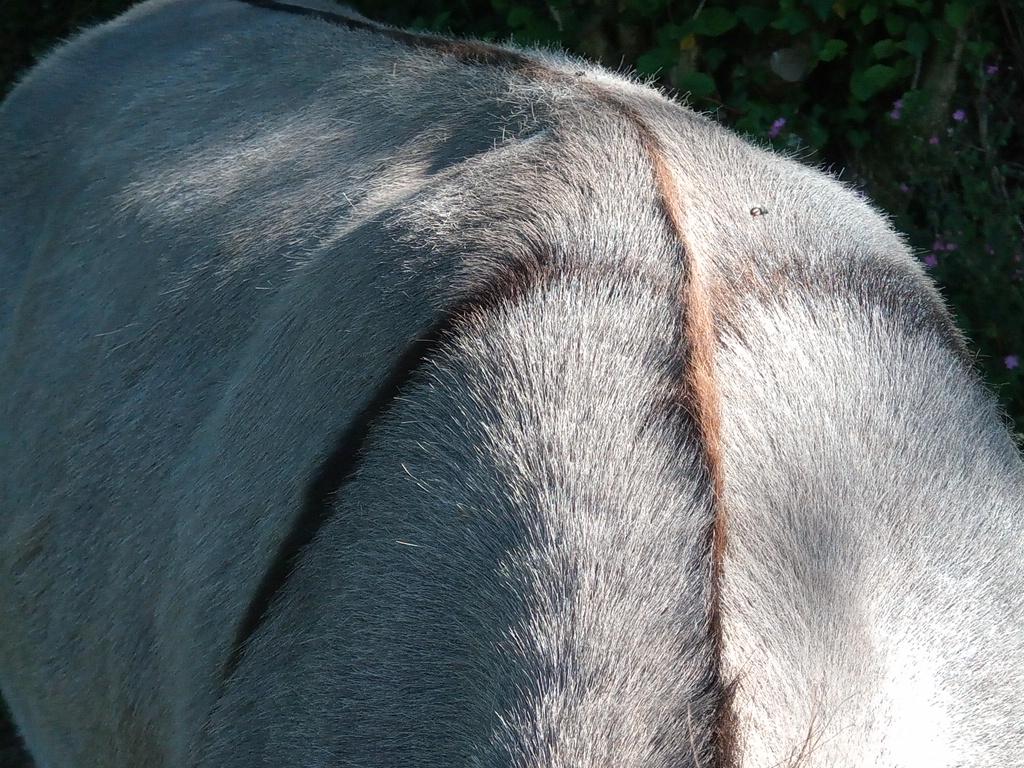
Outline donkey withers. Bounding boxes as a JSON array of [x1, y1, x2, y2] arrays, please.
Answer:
[[1, 1, 1022, 766]]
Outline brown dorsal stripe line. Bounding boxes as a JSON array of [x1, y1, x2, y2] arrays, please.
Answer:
[[566, 81, 732, 766], [232, 0, 727, 496], [233, 1, 732, 762], [584, 89, 726, 505]]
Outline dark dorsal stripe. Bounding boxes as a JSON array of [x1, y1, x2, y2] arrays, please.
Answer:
[[221, 2, 550, 685], [222, 308, 459, 683], [225, 3, 735, 764], [220, 257, 670, 680]]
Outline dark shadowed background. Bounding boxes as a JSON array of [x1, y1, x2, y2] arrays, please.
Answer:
[[3, 0, 1023, 432]]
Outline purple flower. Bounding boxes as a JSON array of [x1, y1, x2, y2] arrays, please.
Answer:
[[899, 182, 911, 194], [889, 109, 901, 121], [986, 64, 999, 76], [985, 244, 995, 255], [928, 135, 940, 145], [923, 253, 939, 268], [1005, 354, 1020, 371], [952, 109, 967, 123], [768, 117, 787, 139], [889, 99, 903, 121], [932, 237, 946, 251], [945, 242, 958, 252]]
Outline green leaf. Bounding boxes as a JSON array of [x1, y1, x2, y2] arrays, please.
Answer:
[[506, 6, 534, 28], [656, 23, 685, 46], [633, 0, 669, 16], [885, 13, 908, 35], [771, 47, 810, 81], [771, 9, 811, 33], [736, 5, 773, 32], [636, 48, 676, 75], [850, 64, 898, 100], [903, 22, 930, 56], [819, 38, 849, 61], [692, 7, 738, 37], [893, 56, 916, 78], [860, 4, 879, 24], [944, 1, 971, 28], [872, 39, 899, 59], [677, 70, 717, 98], [805, 119, 830, 147]]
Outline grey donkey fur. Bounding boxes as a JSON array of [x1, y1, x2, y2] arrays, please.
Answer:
[[1, 0, 1022, 766]]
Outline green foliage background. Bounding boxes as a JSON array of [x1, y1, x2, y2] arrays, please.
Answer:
[[3, 0, 1022, 430]]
